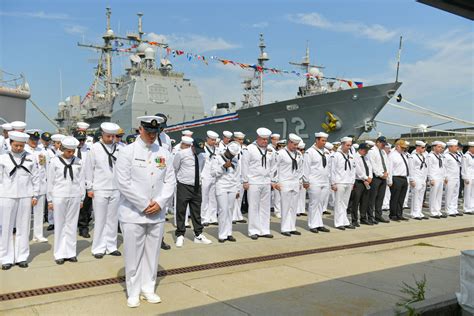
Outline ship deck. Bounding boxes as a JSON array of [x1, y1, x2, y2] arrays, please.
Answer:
[[1, 207, 472, 315]]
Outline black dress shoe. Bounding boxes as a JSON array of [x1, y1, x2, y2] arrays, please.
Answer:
[[210, 222, 219, 226], [299, 213, 307, 217], [80, 231, 90, 238], [93, 253, 104, 259], [250, 234, 259, 240], [296, 214, 302, 217], [17, 261, 28, 268], [465, 212, 474, 215], [218, 239, 226, 243], [55, 259, 65, 265], [227, 236, 236, 242], [237, 219, 247, 224], [370, 219, 379, 225], [109, 250, 121, 256], [413, 217, 422, 220], [232, 221, 237, 224], [431, 215, 441, 219], [185, 225, 191, 228], [440, 213, 448, 218], [449, 214, 457, 217], [260, 234, 274, 238], [317, 227, 330, 233], [389, 216, 400, 222], [336, 226, 345, 231], [456, 213, 463, 216], [68, 257, 78, 262], [309, 228, 319, 233], [161, 240, 171, 250], [202, 222, 209, 227], [290, 231, 302, 235], [2, 263, 13, 270], [323, 211, 330, 215], [47, 224, 54, 231], [360, 219, 373, 225], [398, 216, 409, 221], [352, 222, 360, 227], [345, 225, 356, 229], [281, 232, 292, 237], [375, 217, 389, 223], [422, 216, 429, 220]]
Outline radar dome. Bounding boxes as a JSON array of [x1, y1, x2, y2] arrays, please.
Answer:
[[137, 43, 150, 54], [104, 29, 114, 37], [144, 47, 155, 60], [261, 52, 269, 59], [309, 67, 320, 76]]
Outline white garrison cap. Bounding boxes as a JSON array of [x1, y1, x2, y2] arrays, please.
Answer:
[[8, 131, 29, 142], [77, 122, 90, 130], [51, 134, 66, 142], [206, 130, 219, 139], [415, 140, 426, 147], [325, 142, 334, 150], [223, 131, 233, 138], [353, 143, 359, 150], [11, 121, 26, 130], [233, 131, 245, 139], [314, 132, 329, 138], [61, 136, 80, 150], [468, 141, 474, 147], [181, 136, 193, 145], [366, 140, 375, 146], [298, 142, 306, 149], [256, 127, 272, 138], [227, 141, 241, 156], [271, 133, 281, 139], [182, 130, 193, 136], [288, 133, 302, 144], [100, 122, 120, 135], [341, 136, 352, 143], [1, 123, 12, 131]]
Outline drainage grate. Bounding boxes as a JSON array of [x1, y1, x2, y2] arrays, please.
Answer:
[[1, 227, 472, 302]]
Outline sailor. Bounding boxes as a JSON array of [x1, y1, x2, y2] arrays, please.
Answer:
[[0, 131, 39, 270], [381, 143, 393, 212], [39, 131, 51, 150], [427, 141, 448, 219], [444, 140, 462, 216], [297, 142, 307, 217], [77, 121, 90, 131], [155, 113, 172, 152], [273, 133, 303, 236], [25, 129, 49, 242], [272, 138, 285, 219], [325, 142, 335, 212], [47, 134, 65, 161], [367, 136, 390, 224], [115, 128, 126, 149], [330, 136, 356, 230], [173, 136, 212, 248], [126, 134, 137, 144], [352, 143, 373, 226], [0, 123, 12, 154], [85, 122, 122, 258], [218, 131, 233, 152], [47, 136, 85, 264], [114, 116, 176, 308], [173, 130, 193, 152], [387, 140, 410, 221], [211, 141, 241, 242], [10, 121, 26, 132], [461, 142, 474, 215], [241, 127, 275, 240], [408, 141, 428, 220], [200, 131, 219, 226], [232, 131, 247, 224]]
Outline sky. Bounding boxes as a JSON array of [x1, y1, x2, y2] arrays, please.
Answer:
[[0, 0, 473, 137]]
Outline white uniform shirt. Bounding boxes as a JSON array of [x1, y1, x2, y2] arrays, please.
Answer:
[[75, 144, 90, 163], [218, 141, 230, 154], [427, 152, 446, 181], [157, 132, 171, 152], [115, 136, 176, 224], [388, 150, 410, 178], [354, 152, 373, 181], [173, 147, 204, 186], [211, 154, 240, 192], [0, 135, 8, 154], [444, 152, 462, 180], [85, 141, 118, 191], [368, 147, 389, 178], [241, 143, 276, 185], [303, 146, 330, 185], [47, 156, 85, 201], [0, 151, 39, 198], [330, 151, 356, 185], [201, 144, 218, 180], [409, 152, 428, 181], [25, 144, 48, 195], [461, 152, 474, 180], [273, 148, 303, 191]]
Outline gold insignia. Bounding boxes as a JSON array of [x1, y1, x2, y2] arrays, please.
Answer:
[[151, 119, 158, 127]]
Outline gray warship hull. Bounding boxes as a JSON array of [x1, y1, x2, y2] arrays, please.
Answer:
[[165, 81, 402, 142]]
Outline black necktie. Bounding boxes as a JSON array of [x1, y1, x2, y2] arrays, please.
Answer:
[[256, 146, 267, 168], [341, 152, 351, 170], [285, 149, 298, 171], [417, 154, 427, 169], [221, 154, 235, 170], [8, 153, 30, 177], [158, 134, 162, 146], [194, 153, 200, 191], [435, 154, 443, 168], [400, 152, 409, 176], [362, 155, 369, 177], [316, 148, 327, 168], [100, 142, 117, 168], [206, 146, 215, 158], [77, 147, 82, 159], [58, 157, 75, 180], [379, 149, 387, 172]]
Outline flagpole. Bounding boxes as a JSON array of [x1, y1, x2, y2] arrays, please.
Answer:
[[395, 36, 403, 82]]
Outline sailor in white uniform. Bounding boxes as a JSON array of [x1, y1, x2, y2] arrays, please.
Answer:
[[330, 136, 356, 230], [273, 134, 303, 236], [47, 136, 85, 264], [427, 141, 448, 218], [232, 132, 247, 223], [155, 113, 172, 152], [218, 131, 233, 153], [269, 134, 282, 218], [10, 121, 26, 132], [86, 122, 122, 258], [241, 127, 275, 240], [200, 131, 219, 226], [173, 130, 194, 152], [211, 141, 241, 242], [462, 142, 474, 214], [444, 140, 462, 216], [297, 142, 307, 216], [0, 131, 39, 270], [45, 133, 65, 231], [115, 116, 176, 308], [325, 142, 336, 212], [409, 141, 428, 219], [0, 123, 12, 154]]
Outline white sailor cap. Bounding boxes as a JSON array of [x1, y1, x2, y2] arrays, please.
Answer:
[[271, 133, 281, 139], [181, 136, 193, 145], [277, 139, 287, 145], [366, 140, 375, 147], [100, 122, 120, 135], [227, 141, 241, 156], [51, 134, 66, 142], [353, 143, 359, 150], [223, 131, 233, 138], [448, 139, 458, 144], [8, 131, 29, 143], [314, 132, 329, 138], [206, 130, 219, 139], [182, 130, 193, 136], [340, 136, 352, 143], [468, 142, 474, 147], [256, 127, 272, 138], [415, 141, 426, 147], [288, 133, 302, 144], [385, 143, 392, 148], [11, 121, 26, 130], [432, 141, 446, 147], [298, 142, 306, 149], [1, 123, 12, 131], [446, 140, 458, 146], [233, 131, 245, 139], [77, 122, 90, 130], [61, 136, 80, 150], [325, 142, 334, 150], [332, 141, 341, 145], [216, 137, 221, 143]]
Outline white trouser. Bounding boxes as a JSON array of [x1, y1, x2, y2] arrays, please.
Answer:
[[0, 197, 31, 264], [307, 185, 330, 229], [445, 179, 460, 215], [53, 197, 81, 260], [429, 179, 444, 216], [280, 189, 299, 233], [403, 186, 410, 208], [382, 186, 391, 210], [410, 179, 426, 218], [33, 194, 46, 239], [328, 191, 335, 209], [334, 184, 351, 227], [464, 179, 474, 213], [91, 190, 120, 255], [121, 222, 164, 299], [217, 191, 237, 239], [297, 186, 306, 214], [273, 189, 281, 216], [201, 178, 217, 224], [232, 186, 244, 221], [247, 184, 271, 236], [48, 208, 54, 225]]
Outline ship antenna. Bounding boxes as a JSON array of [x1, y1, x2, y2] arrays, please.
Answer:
[[257, 33, 269, 106], [137, 12, 144, 41], [395, 35, 403, 82]]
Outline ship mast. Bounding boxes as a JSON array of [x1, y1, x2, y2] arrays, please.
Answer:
[[257, 33, 269, 106], [289, 41, 325, 94]]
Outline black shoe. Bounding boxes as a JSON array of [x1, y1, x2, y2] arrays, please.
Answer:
[[260, 234, 274, 238], [413, 217, 422, 220], [389, 216, 400, 222], [398, 216, 409, 221], [336, 226, 346, 231], [465, 212, 474, 215], [13, 228, 16, 234], [281, 232, 291, 237], [210, 222, 219, 226], [185, 225, 191, 228], [382, 209, 390, 212], [296, 214, 302, 217], [290, 231, 301, 235], [232, 221, 237, 224], [227, 236, 237, 242], [237, 219, 247, 224], [309, 228, 319, 233], [323, 211, 330, 215], [202, 222, 209, 227], [47, 224, 54, 231], [431, 215, 440, 219], [250, 234, 259, 240], [299, 213, 307, 217], [218, 239, 226, 243], [2, 264, 13, 270], [317, 227, 330, 233], [360, 219, 373, 225], [449, 214, 457, 217], [421, 216, 429, 220], [109, 250, 121, 256], [161, 240, 171, 250], [440, 213, 448, 218], [55, 259, 65, 265], [17, 261, 28, 268], [370, 219, 379, 225], [79, 231, 90, 238], [457, 213, 463, 216], [375, 217, 389, 223], [352, 222, 360, 227], [93, 253, 104, 259], [68, 257, 78, 263], [345, 225, 356, 229]]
